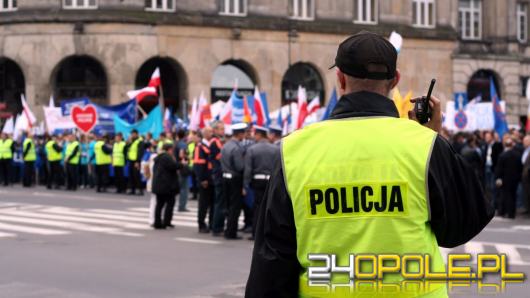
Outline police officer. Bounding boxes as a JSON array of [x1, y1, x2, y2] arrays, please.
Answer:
[[246, 31, 494, 297], [268, 125, 282, 146], [156, 132, 174, 153], [45, 134, 63, 189], [127, 129, 144, 196], [193, 127, 214, 233], [243, 126, 279, 240], [65, 133, 80, 191], [112, 133, 127, 193], [0, 132, 15, 186], [94, 134, 112, 193], [22, 132, 36, 187], [210, 121, 226, 236], [220, 123, 247, 240]]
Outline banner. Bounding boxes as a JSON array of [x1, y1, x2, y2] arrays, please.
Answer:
[[113, 105, 163, 139], [43, 107, 76, 134], [94, 99, 136, 135], [444, 100, 505, 132], [61, 97, 90, 116]]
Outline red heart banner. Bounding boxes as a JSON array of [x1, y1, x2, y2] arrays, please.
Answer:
[[71, 105, 98, 134]]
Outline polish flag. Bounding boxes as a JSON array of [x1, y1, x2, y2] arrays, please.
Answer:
[[127, 87, 158, 103], [296, 86, 308, 129], [198, 92, 211, 129], [189, 98, 199, 131], [307, 96, 321, 115], [21, 94, 37, 129], [220, 96, 233, 125], [148, 67, 161, 88], [253, 86, 267, 126]]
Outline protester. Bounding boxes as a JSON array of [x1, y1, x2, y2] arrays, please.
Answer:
[[522, 135, 530, 214], [65, 133, 80, 191], [152, 143, 181, 229], [175, 129, 190, 212], [22, 132, 36, 187], [496, 134, 523, 219], [79, 134, 90, 189], [112, 133, 127, 194], [95, 134, 112, 193], [126, 129, 144, 196], [194, 127, 215, 233], [0, 132, 15, 186]]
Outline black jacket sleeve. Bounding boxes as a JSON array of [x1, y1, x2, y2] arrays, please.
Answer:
[[102, 144, 112, 155], [53, 143, 63, 152], [137, 142, 145, 162], [67, 145, 79, 162], [23, 142, 31, 157], [428, 135, 494, 248], [245, 154, 300, 298]]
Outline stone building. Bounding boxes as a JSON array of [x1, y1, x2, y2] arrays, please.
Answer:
[[0, 0, 525, 125]]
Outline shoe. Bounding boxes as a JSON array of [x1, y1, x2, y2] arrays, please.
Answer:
[[178, 208, 191, 212], [199, 227, 210, 233], [165, 224, 175, 229], [212, 231, 223, 237], [224, 235, 243, 240]]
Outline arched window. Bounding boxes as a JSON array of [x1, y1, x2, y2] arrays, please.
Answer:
[[467, 69, 501, 102], [53, 55, 108, 104], [281, 62, 324, 105], [135, 57, 188, 114], [211, 59, 257, 102], [0, 58, 25, 115]]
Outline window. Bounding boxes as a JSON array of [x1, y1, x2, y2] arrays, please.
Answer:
[[354, 0, 378, 24], [145, 0, 175, 12], [219, 0, 247, 16], [458, 0, 482, 40], [518, 3, 528, 43], [63, 0, 98, 9], [0, 0, 17, 12], [412, 0, 435, 28], [289, 0, 315, 20]]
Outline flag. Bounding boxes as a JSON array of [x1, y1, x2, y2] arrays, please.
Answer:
[[307, 96, 320, 115], [189, 98, 199, 131], [392, 88, 412, 118], [283, 111, 292, 136], [21, 94, 37, 128], [296, 86, 308, 129], [389, 31, 403, 53], [253, 86, 268, 126], [492, 77, 508, 138], [13, 113, 24, 140], [127, 87, 158, 103], [48, 95, 55, 108], [243, 94, 252, 124], [1, 116, 14, 134], [114, 105, 163, 139], [198, 92, 211, 129], [148, 67, 161, 88], [220, 96, 232, 125], [276, 108, 283, 128], [321, 88, 338, 121], [164, 108, 172, 133]]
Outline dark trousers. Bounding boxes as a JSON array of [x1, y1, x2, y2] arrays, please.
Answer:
[[78, 164, 89, 188], [128, 162, 142, 194], [96, 164, 109, 192], [212, 182, 225, 233], [251, 179, 268, 237], [499, 184, 518, 218], [66, 164, 78, 190], [47, 161, 62, 189], [154, 194, 176, 228], [23, 161, 34, 187], [197, 181, 215, 230], [114, 166, 125, 193], [0, 159, 12, 186], [224, 177, 243, 238]]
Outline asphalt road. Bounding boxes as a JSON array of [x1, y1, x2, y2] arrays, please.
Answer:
[[0, 186, 529, 297]]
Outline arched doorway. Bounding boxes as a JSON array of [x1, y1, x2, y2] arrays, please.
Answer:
[[53, 55, 108, 104], [0, 58, 25, 116], [281, 62, 325, 105], [211, 59, 258, 102], [135, 57, 188, 115], [467, 69, 501, 102]]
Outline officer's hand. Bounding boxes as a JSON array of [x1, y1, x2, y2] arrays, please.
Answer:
[[242, 188, 247, 196], [409, 95, 442, 133], [495, 178, 503, 188], [200, 180, 208, 188]]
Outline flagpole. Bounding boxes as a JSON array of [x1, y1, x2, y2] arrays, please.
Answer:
[[159, 80, 165, 121]]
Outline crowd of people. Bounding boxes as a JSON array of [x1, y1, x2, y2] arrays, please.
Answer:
[[0, 121, 283, 240], [440, 127, 530, 219]]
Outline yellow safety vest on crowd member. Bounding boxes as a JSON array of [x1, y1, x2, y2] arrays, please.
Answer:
[[113, 141, 126, 167], [157, 139, 173, 153], [0, 139, 14, 159], [94, 140, 111, 165], [282, 117, 446, 298], [187, 142, 195, 167], [66, 141, 80, 165], [23, 138, 36, 162], [45, 140, 62, 162], [127, 137, 143, 162]]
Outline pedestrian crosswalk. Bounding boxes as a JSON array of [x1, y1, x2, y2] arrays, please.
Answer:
[[0, 202, 245, 239]]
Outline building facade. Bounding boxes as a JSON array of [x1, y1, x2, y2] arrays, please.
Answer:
[[0, 0, 525, 125]]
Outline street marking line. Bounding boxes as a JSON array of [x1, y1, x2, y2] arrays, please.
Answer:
[[495, 244, 526, 265], [464, 241, 484, 254], [0, 222, 70, 235], [175, 237, 221, 244], [0, 231, 16, 238]]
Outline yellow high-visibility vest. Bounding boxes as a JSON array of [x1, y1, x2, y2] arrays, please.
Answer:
[[45, 140, 62, 162], [23, 138, 36, 162], [112, 141, 126, 167], [0, 139, 14, 159], [282, 117, 446, 298], [94, 140, 111, 165], [127, 137, 143, 161], [65, 141, 80, 165]]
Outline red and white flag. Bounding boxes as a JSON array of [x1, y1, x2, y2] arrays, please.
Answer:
[[189, 98, 199, 131], [127, 87, 158, 103], [148, 67, 161, 88], [21, 94, 37, 129], [307, 96, 320, 115], [220, 97, 232, 125], [198, 92, 212, 129], [253, 86, 267, 126], [296, 86, 308, 129]]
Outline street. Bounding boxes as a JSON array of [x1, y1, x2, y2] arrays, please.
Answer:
[[1, 186, 529, 298]]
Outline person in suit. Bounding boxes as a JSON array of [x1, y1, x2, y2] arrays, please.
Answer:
[[461, 134, 484, 184], [521, 135, 530, 215], [496, 135, 523, 219], [482, 130, 503, 209]]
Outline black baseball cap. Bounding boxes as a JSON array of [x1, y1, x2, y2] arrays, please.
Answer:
[[330, 31, 397, 80]]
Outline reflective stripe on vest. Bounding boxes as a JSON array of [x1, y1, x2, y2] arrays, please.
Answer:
[[66, 141, 80, 165], [112, 141, 126, 167], [0, 139, 13, 159], [45, 140, 62, 162], [281, 118, 446, 298], [94, 141, 111, 165], [127, 138, 142, 161], [23, 139, 36, 162]]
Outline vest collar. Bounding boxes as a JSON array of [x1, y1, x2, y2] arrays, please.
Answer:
[[329, 91, 400, 120]]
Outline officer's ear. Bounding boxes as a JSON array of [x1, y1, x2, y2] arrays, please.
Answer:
[[336, 69, 346, 95], [389, 69, 401, 90]]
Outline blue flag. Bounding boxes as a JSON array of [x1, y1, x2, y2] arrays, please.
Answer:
[[321, 88, 338, 121], [276, 107, 283, 127], [114, 105, 163, 139], [491, 78, 508, 138]]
